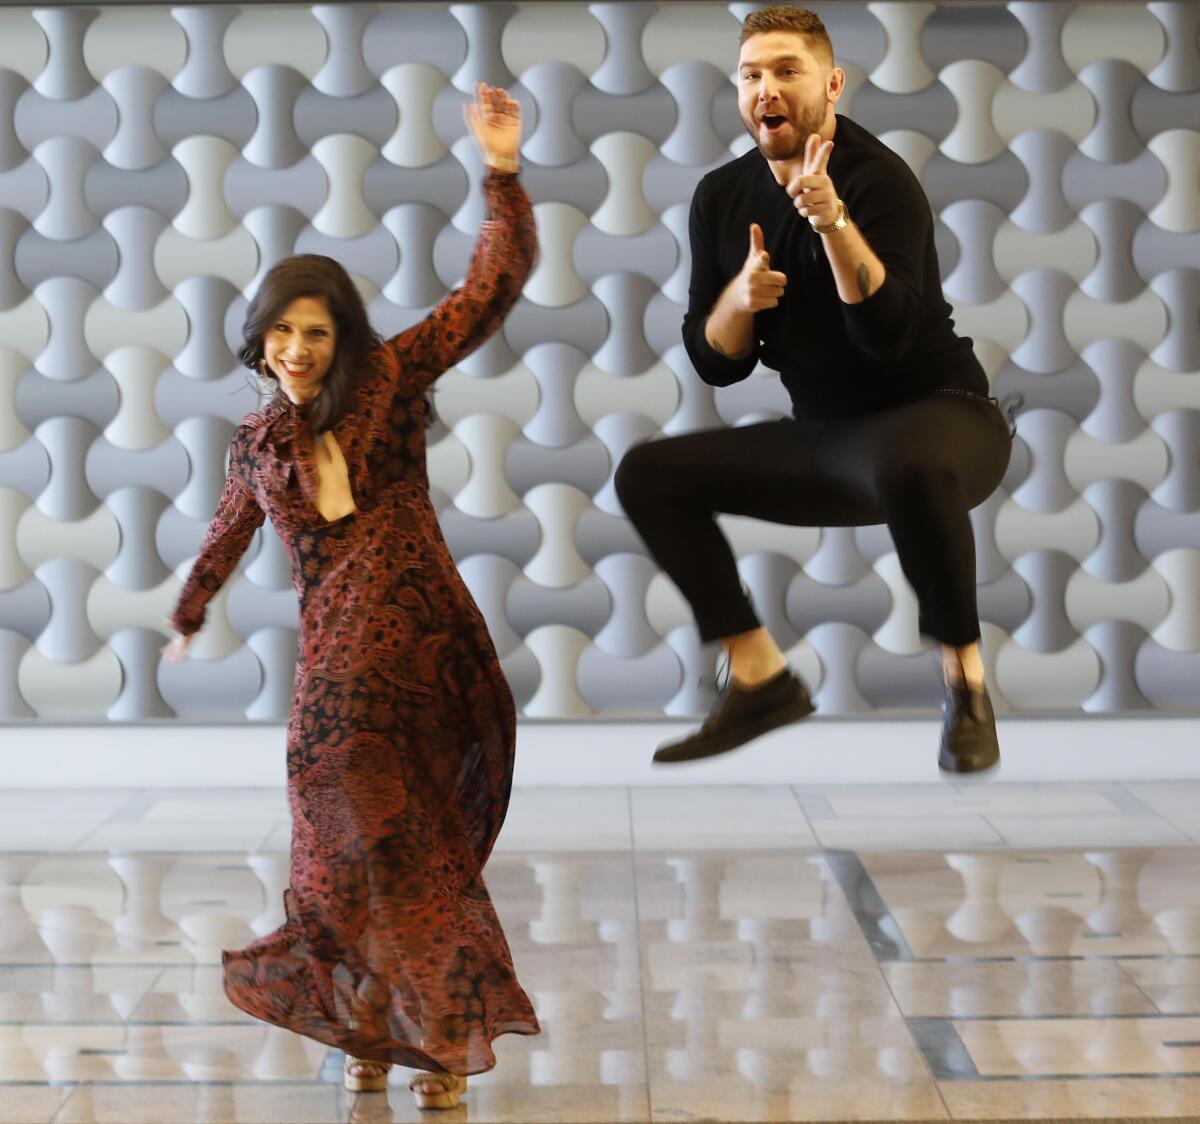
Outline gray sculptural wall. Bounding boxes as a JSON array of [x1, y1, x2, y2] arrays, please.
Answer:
[[0, 2, 1197, 723]]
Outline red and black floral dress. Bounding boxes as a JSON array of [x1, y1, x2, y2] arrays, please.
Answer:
[[169, 170, 540, 1074]]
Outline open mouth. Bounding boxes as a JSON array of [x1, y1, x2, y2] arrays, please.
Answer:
[[281, 362, 312, 376], [761, 115, 789, 132]]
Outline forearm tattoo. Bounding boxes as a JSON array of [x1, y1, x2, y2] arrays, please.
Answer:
[[711, 336, 751, 360], [856, 263, 871, 301]]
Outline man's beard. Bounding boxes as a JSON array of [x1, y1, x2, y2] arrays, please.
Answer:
[[747, 97, 827, 161]]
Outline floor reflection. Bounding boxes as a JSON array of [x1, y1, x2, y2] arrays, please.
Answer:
[[3, 785, 1200, 1120]]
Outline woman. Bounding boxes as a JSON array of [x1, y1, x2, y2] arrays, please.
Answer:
[[162, 83, 539, 1108]]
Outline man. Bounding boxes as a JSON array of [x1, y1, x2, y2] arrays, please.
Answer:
[[615, 5, 1014, 772]]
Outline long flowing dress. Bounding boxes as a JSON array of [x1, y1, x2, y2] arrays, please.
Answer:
[[169, 169, 541, 1074]]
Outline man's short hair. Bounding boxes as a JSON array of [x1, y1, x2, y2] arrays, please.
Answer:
[[739, 5, 834, 67]]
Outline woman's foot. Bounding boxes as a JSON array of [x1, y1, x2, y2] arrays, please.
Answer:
[[344, 1056, 391, 1093], [408, 1071, 468, 1110]]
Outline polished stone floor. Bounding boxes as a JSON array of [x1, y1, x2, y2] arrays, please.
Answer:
[[4, 782, 1200, 1121]]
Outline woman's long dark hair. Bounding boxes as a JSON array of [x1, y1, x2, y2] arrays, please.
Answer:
[[238, 255, 383, 436]]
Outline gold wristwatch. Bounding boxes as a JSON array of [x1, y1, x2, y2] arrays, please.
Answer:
[[811, 199, 848, 235]]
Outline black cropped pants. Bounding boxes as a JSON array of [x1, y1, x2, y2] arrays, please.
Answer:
[[614, 391, 1013, 648]]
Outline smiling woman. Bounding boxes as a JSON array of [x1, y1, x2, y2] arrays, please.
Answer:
[[265, 298, 337, 395], [159, 83, 542, 1108], [250, 286, 357, 522], [240, 258, 381, 438]]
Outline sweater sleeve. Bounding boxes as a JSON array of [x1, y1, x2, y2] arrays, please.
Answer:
[[682, 177, 758, 387], [169, 425, 265, 637], [387, 169, 536, 396], [838, 157, 931, 363]]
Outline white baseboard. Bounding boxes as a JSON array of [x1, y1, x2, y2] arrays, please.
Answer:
[[2, 716, 1198, 787]]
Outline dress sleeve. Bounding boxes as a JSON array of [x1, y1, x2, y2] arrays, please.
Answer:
[[387, 169, 536, 396], [169, 425, 266, 637], [682, 176, 759, 387], [838, 157, 930, 362]]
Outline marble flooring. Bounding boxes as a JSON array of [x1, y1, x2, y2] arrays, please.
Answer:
[[4, 782, 1200, 1121]]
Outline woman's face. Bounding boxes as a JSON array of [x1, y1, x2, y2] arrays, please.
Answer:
[[262, 296, 338, 403]]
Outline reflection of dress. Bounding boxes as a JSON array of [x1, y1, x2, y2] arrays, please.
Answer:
[[169, 170, 540, 1073]]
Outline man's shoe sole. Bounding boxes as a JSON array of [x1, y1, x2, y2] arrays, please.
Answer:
[[653, 695, 816, 764], [937, 743, 1000, 774]]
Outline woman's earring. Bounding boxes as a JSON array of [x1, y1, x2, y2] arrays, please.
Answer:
[[258, 358, 270, 379]]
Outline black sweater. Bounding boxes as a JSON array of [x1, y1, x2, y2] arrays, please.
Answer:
[[683, 114, 987, 419]]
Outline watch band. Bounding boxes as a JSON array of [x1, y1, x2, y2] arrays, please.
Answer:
[[811, 198, 847, 235]]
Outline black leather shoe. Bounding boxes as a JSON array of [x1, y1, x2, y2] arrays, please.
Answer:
[[653, 666, 815, 764], [938, 682, 1000, 774]]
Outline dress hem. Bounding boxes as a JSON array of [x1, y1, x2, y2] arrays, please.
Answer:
[[221, 952, 541, 1075]]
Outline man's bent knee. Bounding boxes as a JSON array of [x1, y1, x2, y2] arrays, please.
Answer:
[[615, 440, 668, 509]]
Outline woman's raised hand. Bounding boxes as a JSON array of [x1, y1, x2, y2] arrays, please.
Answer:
[[160, 629, 194, 663], [464, 82, 522, 172]]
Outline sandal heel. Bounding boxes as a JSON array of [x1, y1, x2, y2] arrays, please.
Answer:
[[344, 1056, 391, 1093], [408, 1071, 467, 1110]]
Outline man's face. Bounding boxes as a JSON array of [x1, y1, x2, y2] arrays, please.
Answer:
[[737, 31, 836, 162]]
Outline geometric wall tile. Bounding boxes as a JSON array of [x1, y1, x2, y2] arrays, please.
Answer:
[[1062, 2, 1165, 75], [1150, 549, 1200, 652], [2, 0, 1197, 722], [994, 636, 1103, 710], [19, 642, 122, 719]]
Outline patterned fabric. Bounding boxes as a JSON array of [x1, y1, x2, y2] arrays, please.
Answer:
[[169, 170, 540, 1074]]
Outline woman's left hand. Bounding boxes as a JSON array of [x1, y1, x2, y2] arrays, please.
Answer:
[[464, 82, 522, 171]]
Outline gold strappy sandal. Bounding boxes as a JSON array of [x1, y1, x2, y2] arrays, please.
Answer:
[[344, 1056, 391, 1093], [408, 1070, 468, 1110]]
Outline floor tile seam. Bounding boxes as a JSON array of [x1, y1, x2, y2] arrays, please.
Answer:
[[17, 1010, 1200, 1030], [625, 785, 654, 1124], [107, 789, 159, 825], [977, 817, 1197, 845], [1133, 799, 1200, 844], [825, 853, 968, 1099], [940, 1069, 1200, 1082], [9, 952, 1200, 971], [868, 895, 957, 1120], [55, 816, 108, 851], [0, 962, 225, 969], [1102, 782, 1164, 816], [1, 1019, 255, 1027], [252, 819, 285, 853], [915, 1012, 1200, 1022], [823, 849, 919, 962], [906, 1016, 982, 1081], [977, 814, 1013, 847], [120, 965, 169, 1024], [787, 784, 833, 825], [891, 953, 1200, 964], [911, 1018, 1200, 1084], [1113, 780, 1200, 818], [1114, 957, 1173, 1017], [48, 1081, 76, 1124], [0, 1078, 328, 1086]]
